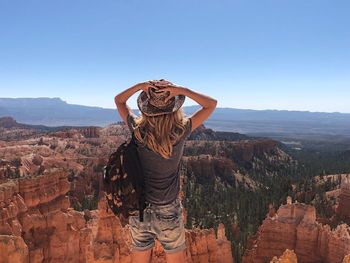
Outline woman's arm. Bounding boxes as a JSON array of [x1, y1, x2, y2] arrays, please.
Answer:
[[160, 84, 217, 131], [114, 82, 153, 125], [181, 87, 217, 131]]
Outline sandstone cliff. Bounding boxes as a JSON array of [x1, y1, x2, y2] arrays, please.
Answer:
[[243, 196, 350, 263], [0, 168, 90, 262], [270, 249, 297, 263], [344, 254, 350, 263], [337, 174, 350, 219], [6, 120, 350, 263], [0, 168, 233, 263]]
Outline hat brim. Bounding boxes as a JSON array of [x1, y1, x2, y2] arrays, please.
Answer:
[[137, 91, 185, 116]]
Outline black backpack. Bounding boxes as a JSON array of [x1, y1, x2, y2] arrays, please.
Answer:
[[102, 132, 146, 226]]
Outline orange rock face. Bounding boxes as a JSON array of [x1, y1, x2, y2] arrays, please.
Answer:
[[0, 235, 29, 263], [270, 249, 297, 263], [183, 223, 233, 263], [0, 168, 234, 263], [337, 174, 350, 219], [0, 168, 90, 263], [79, 127, 100, 138], [94, 196, 234, 263], [243, 197, 350, 263]]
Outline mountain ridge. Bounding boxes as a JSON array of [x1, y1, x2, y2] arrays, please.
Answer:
[[1, 97, 350, 137]]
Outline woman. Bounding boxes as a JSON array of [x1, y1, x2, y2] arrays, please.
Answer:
[[114, 79, 217, 263]]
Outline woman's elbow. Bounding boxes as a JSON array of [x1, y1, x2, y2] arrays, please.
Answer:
[[203, 98, 217, 110], [114, 95, 124, 105], [210, 99, 217, 108]]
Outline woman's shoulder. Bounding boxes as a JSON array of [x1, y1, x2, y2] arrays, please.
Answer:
[[126, 112, 139, 132], [182, 117, 192, 138], [172, 118, 192, 146]]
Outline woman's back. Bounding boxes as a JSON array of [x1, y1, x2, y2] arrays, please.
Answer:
[[127, 113, 192, 205]]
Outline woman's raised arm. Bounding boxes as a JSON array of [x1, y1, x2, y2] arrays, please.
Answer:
[[158, 84, 217, 132], [114, 81, 153, 124]]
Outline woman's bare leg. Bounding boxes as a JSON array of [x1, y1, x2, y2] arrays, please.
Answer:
[[131, 248, 153, 263], [165, 249, 186, 263]]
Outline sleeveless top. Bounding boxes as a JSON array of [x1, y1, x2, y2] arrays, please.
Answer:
[[126, 112, 192, 205]]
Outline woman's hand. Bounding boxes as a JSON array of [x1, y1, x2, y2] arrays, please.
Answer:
[[138, 81, 159, 93], [138, 79, 185, 102], [138, 79, 175, 94], [158, 84, 186, 103], [150, 79, 174, 87], [150, 80, 186, 102]]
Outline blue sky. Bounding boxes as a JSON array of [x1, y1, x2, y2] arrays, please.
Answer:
[[0, 0, 349, 113]]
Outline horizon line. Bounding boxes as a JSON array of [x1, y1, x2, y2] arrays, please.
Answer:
[[1, 97, 350, 115]]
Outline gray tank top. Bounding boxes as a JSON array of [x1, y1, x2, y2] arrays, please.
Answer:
[[126, 112, 192, 205]]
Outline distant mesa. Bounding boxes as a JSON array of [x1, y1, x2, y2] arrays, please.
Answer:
[[0, 116, 24, 128]]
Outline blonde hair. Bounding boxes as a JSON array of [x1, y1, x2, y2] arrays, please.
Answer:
[[133, 108, 188, 159]]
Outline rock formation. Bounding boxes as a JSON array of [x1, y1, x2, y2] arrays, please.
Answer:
[[343, 254, 350, 263], [337, 174, 350, 219], [0, 235, 29, 263], [0, 168, 234, 263], [184, 138, 297, 180], [79, 127, 100, 138], [243, 196, 350, 263], [270, 249, 297, 263], [183, 223, 233, 263], [0, 168, 91, 262], [80, 194, 234, 263], [0, 117, 24, 129]]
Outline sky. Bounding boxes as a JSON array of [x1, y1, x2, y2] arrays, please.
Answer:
[[0, 0, 349, 113]]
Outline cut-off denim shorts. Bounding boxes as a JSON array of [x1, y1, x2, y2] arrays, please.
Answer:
[[128, 197, 186, 254]]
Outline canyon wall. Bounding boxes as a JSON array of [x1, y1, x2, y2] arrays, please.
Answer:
[[243, 196, 350, 263], [269, 249, 297, 263], [0, 169, 233, 263], [0, 168, 92, 262], [337, 174, 350, 219]]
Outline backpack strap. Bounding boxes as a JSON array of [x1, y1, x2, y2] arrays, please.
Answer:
[[131, 131, 137, 142], [130, 131, 146, 222]]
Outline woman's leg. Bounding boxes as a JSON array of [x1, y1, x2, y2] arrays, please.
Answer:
[[129, 209, 156, 263], [153, 198, 187, 262], [165, 249, 186, 263], [131, 248, 153, 263]]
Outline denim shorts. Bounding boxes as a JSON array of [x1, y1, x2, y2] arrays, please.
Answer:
[[128, 197, 186, 254]]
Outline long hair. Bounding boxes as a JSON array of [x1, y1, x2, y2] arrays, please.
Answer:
[[133, 108, 188, 159]]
